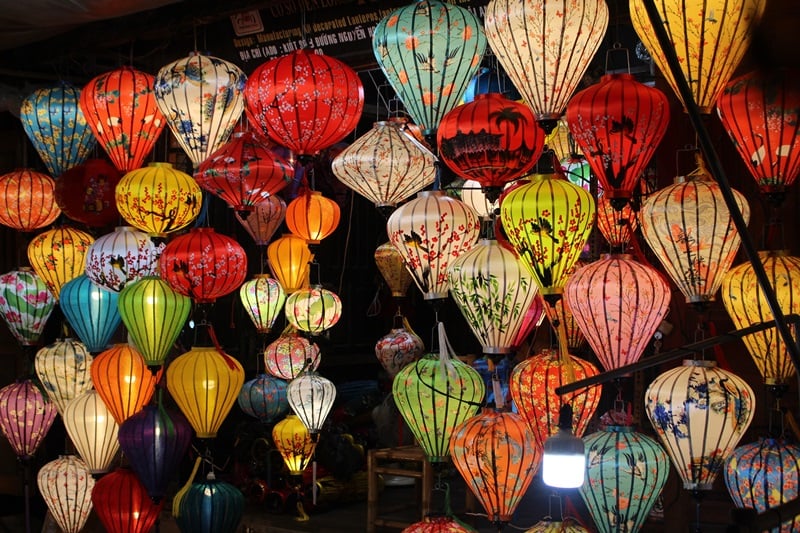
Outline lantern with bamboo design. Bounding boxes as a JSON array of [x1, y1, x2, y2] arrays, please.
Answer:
[[91, 344, 160, 425], [63, 390, 120, 474], [55, 158, 122, 227], [285, 191, 341, 246], [234, 195, 286, 246], [0, 380, 57, 460], [35, 338, 93, 414], [238, 374, 289, 424], [284, 285, 342, 336], [267, 234, 313, 294], [287, 371, 336, 439], [37, 455, 95, 533], [27, 225, 94, 300], [0, 267, 55, 347], [92, 467, 164, 533], [0, 169, 60, 231], [60, 275, 121, 353], [264, 329, 320, 380], [175, 472, 245, 533], [239, 275, 286, 335], [375, 312, 424, 378], [272, 413, 316, 475], [85, 226, 159, 292]]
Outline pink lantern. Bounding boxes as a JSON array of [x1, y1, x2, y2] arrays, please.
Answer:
[[374, 313, 424, 377], [234, 195, 286, 246], [264, 330, 320, 380], [0, 380, 57, 460]]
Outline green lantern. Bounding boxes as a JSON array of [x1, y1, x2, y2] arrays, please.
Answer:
[[0, 267, 55, 347]]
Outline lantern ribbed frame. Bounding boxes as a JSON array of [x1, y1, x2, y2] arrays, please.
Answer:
[[0, 169, 60, 231], [375, 317, 424, 378], [63, 390, 121, 474], [645, 360, 755, 491], [284, 286, 342, 335], [54, 158, 122, 227], [239, 275, 286, 334], [596, 195, 638, 250], [526, 518, 590, 533], [27, 225, 94, 300], [85, 226, 158, 292], [92, 468, 163, 533], [287, 371, 336, 435], [285, 191, 341, 245], [542, 293, 585, 351], [35, 338, 93, 414], [176, 474, 245, 533], [512, 295, 546, 350], [460, 179, 500, 218], [0, 380, 57, 460], [91, 344, 160, 425], [264, 332, 321, 380], [238, 374, 289, 424], [545, 119, 580, 163], [372, 0, 486, 136], [374, 241, 413, 299], [79, 66, 166, 172], [37, 455, 95, 533], [267, 234, 313, 294], [0, 267, 55, 346], [60, 274, 121, 353], [234, 195, 286, 246], [402, 515, 476, 532], [630, 0, 767, 113], [272, 413, 316, 475]]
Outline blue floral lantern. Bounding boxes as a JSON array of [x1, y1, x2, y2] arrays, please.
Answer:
[[176, 472, 244, 533], [237, 374, 289, 424], [59, 274, 121, 353]]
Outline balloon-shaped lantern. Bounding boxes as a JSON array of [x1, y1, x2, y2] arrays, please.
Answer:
[[55, 158, 122, 227], [285, 191, 341, 246], [91, 344, 160, 425], [375, 313, 424, 378], [264, 330, 321, 380], [27, 225, 94, 300], [512, 295, 547, 350], [239, 275, 286, 335], [287, 371, 336, 438], [272, 413, 316, 475], [60, 275, 121, 353], [85, 226, 159, 292], [284, 286, 342, 336], [374, 241, 414, 300], [92, 468, 164, 533], [267, 234, 313, 294], [176, 472, 245, 533], [63, 390, 121, 474], [234, 195, 286, 246], [37, 455, 95, 533], [0, 169, 60, 231], [0, 267, 55, 347], [35, 338, 93, 414], [238, 374, 289, 424], [0, 380, 57, 460]]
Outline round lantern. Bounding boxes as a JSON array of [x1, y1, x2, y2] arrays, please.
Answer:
[[284, 286, 342, 335], [721, 251, 800, 386], [332, 118, 437, 213], [159, 227, 247, 303], [0, 267, 55, 347], [92, 467, 163, 533], [285, 191, 341, 245], [630, 0, 767, 113], [566, 73, 670, 209], [55, 158, 122, 227], [580, 424, 669, 533], [375, 313, 424, 378], [63, 389, 121, 474], [264, 330, 321, 380], [239, 275, 286, 335], [118, 275, 192, 367], [565, 255, 670, 371], [37, 455, 95, 533], [35, 338, 93, 414], [287, 371, 336, 437], [20, 83, 96, 177], [60, 274, 122, 353], [402, 515, 475, 532], [596, 194, 638, 251], [267, 234, 313, 294], [234, 195, 286, 246], [244, 48, 364, 157], [195, 131, 294, 211], [238, 374, 289, 424], [0, 169, 60, 231], [645, 360, 755, 491], [166, 346, 244, 438], [272, 413, 316, 475], [91, 343, 160, 425], [27, 225, 94, 300], [115, 162, 202, 237], [0, 380, 57, 460], [79, 66, 166, 172], [155, 52, 247, 168], [372, 0, 486, 137], [450, 410, 539, 528], [374, 241, 413, 300], [176, 472, 245, 533], [485, 0, 609, 133], [86, 226, 159, 292]]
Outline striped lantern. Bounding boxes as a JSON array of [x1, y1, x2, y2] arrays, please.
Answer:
[[239, 275, 286, 335], [272, 413, 316, 475], [267, 234, 313, 294], [27, 225, 95, 300], [175, 472, 245, 533], [37, 456, 95, 533], [59, 274, 122, 353], [596, 195, 639, 252], [63, 390, 121, 475], [0, 267, 55, 347], [35, 338, 93, 414], [284, 286, 342, 336], [0, 380, 57, 460], [374, 241, 413, 300], [264, 330, 321, 380], [90, 344, 160, 425], [285, 191, 341, 246], [542, 293, 586, 352], [238, 374, 289, 424], [85, 226, 159, 292], [0, 169, 60, 231], [287, 371, 336, 437], [92, 467, 163, 533], [402, 516, 475, 532], [234, 195, 286, 246]]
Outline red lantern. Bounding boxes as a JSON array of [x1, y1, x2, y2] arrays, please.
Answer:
[[285, 191, 341, 245], [54, 159, 122, 227], [159, 228, 247, 303], [0, 169, 60, 231], [92, 467, 163, 533], [244, 49, 364, 158], [401, 516, 474, 532]]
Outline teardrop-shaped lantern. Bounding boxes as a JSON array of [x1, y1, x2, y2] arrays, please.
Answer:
[[86, 226, 159, 292], [92, 467, 164, 533], [35, 338, 93, 414], [244, 49, 364, 157], [285, 191, 341, 246], [20, 83, 96, 177], [166, 346, 244, 439], [60, 274, 122, 353], [0, 267, 55, 347], [27, 225, 95, 300], [387, 190, 480, 301], [159, 227, 247, 303], [239, 275, 286, 335], [372, 0, 486, 137], [234, 195, 286, 246], [375, 241, 413, 300], [155, 52, 247, 168], [264, 330, 321, 380], [485, 0, 609, 133], [55, 158, 122, 227], [272, 413, 316, 475], [0, 380, 57, 460], [80, 66, 166, 172], [721, 251, 800, 386], [91, 344, 160, 425], [596, 194, 638, 251], [284, 286, 342, 335], [238, 374, 289, 424], [640, 159, 750, 306], [267, 234, 313, 294], [402, 515, 476, 532], [287, 371, 336, 437], [450, 410, 539, 528], [63, 389, 121, 474], [176, 472, 245, 533], [375, 313, 424, 378], [0, 169, 60, 231], [645, 360, 755, 491], [630, 0, 766, 113], [118, 276, 192, 368], [566, 73, 670, 209], [37, 455, 95, 533], [332, 119, 437, 212]]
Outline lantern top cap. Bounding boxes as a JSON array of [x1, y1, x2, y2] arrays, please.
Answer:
[[148, 162, 173, 169], [417, 190, 445, 199], [600, 253, 632, 261], [600, 72, 637, 83], [18, 266, 32, 272], [682, 359, 717, 368]]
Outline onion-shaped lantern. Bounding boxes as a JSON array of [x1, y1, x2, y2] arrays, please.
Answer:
[[402, 516, 475, 532], [234, 195, 286, 246], [640, 158, 750, 306], [332, 119, 437, 212], [37, 455, 95, 533], [0, 267, 55, 347], [566, 73, 670, 209], [238, 374, 289, 424], [630, 0, 766, 113], [485, 0, 609, 133], [596, 195, 638, 252], [645, 360, 755, 491], [195, 131, 293, 211], [80, 66, 166, 172], [27, 225, 94, 300], [118, 276, 192, 368], [375, 313, 424, 378], [55, 158, 122, 227], [63, 390, 121, 474], [166, 346, 244, 439], [721, 251, 800, 386], [159, 227, 247, 303], [387, 190, 480, 301], [285, 191, 341, 246], [115, 162, 202, 238], [450, 410, 539, 528], [284, 286, 342, 335], [264, 330, 321, 380], [86, 226, 159, 292], [244, 49, 364, 158], [0, 380, 57, 460], [267, 234, 313, 294], [287, 371, 336, 438], [372, 0, 486, 137], [92, 467, 164, 533], [20, 83, 96, 177], [91, 344, 160, 425], [176, 472, 245, 533], [0, 169, 60, 231], [155, 52, 247, 168], [375, 241, 413, 300], [35, 338, 93, 414], [60, 274, 121, 353], [272, 413, 316, 475], [239, 275, 286, 335]]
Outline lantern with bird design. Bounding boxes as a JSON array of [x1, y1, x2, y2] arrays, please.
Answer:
[[27, 225, 94, 300], [85, 226, 159, 293]]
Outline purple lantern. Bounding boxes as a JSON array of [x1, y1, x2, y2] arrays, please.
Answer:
[[237, 374, 289, 424], [0, 380, 57, 460]]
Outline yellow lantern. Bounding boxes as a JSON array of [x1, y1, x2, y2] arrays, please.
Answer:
[[63, 390, 120, 474], [374, 241, 413, 300], [35, 338, 93, 414], [239, 275, 286, 335], [27, 225, 94, 300], [272, 413, 316, 475], [285, 191, 341, 246], [267, 234, 313, 294]]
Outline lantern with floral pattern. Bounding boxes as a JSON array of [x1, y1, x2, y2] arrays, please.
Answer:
[[234, 195, 286, 246], [264, 330, 321, 380], [0, 380, 57, 460], [238, 374, 289, 424], [37, 455, 95, 533], [35, 338, 93, 414], [27, 225, 94, 300], [0, 267, 55, 347], [85, 226, 159, 292]]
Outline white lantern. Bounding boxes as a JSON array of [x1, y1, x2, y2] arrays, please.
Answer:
[[63, 390, 120, 474], [85, 226, 159, 292], [287, 372, 336, 439], [37, 455, 95, 533]]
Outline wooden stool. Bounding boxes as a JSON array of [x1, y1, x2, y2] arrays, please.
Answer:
[[367, 445, 433, 532]]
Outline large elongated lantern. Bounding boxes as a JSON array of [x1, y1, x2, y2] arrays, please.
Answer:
[[27, 225, 95, 300], [287, 371, 336, 438], [60, 275, 121, 353], [0, 267, 55, 347], [267, 234, 313, 294], [55, 158, 122, 227], [0, 169, 60, 231], [0, 380, 57, 460], [485, 0, 609, 133], [239, 275, 286, 335], [92, 468, 164, 533], [272, 413, 316, 475], [285, 191, 341, 245], [35, 338, 93, 414], [234, 195, 286, 246], [85, 226, 159, 292], [63, 390, 121, 474], [238, 374, 289, 424], [630, 0, 766, 113], [264, 330, 321, 380], [37, 456, 95, 533], [91, 344, 160, 425]]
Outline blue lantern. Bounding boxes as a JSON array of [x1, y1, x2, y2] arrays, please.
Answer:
[[59, 274, 121, 353], [237, 374, 289, 424], [176, 472, 244, 533], [463, 67, 521, 103]]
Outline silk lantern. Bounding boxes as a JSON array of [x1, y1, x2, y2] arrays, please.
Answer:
[[55, 158, 122, 227], [485, 0, 609, 133], [234, 195, 286, 246], [375, 313, 424, 378], [238, 374, 289, 424], [80, 66, 166, 172], [0, 380, 57, 460], [27, 225, 94, 300], [596, 194, 638, 251], [155, 52, 247, 168], [512, 295, 546, 350], [630, 0, 767, 113], [63, 389, 121, 474], [92, 468, 163, 533], [526, 519, 589, 533], [20, 83, 96, 177], [272, 413, 316, 475], [464, 66, 522, 103], [285, 191, 341, 246], [85, 226, 159, 292], [543, 293, 586, 352], [35, 338, 93, 414], [0, 267, 55, 347], [645, 360, 755, 491], [372, 0, 486, 138], [37, 455, 95, 533], [374, 241, 413, 300], [244, 49, 364, 158], [267, 234, 313, 294], [176, 472, 245, 533], [287, 371, 336, 438], [60, 274, 122, 353], [460, 179, 500, 219], [264, 330, 321, 380], [239, 275, 286, 334], [402, 516, 475, 532], [91, 344, 160, 425], [545, 118, 581, 163], [0, 169, 60, 231], [284, 286, 342, 335]]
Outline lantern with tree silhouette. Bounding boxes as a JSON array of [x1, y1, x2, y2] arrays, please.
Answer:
[[272, 413, 316, 475]]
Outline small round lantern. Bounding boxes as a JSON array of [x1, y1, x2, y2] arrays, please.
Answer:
[[60, 274, 122, 353], [63, 389, 121, 474], [55, 158, 122, 227], [92, 467, 163, 533], [374, 242, 413, 300], [27, 225, 95, 300], [285, 191, 341, 246], [272, 413, 316, 475], [375, 313, 424, 378], [37, 455, 95, 533], [35, 338, 93, 414], [0, 267, 55, 347], [0, 379, 57, 460], [284, 285, 342, 335], [85, 226, 159, 292], [238, 374, 289, 424], [264, 330, 321, 380], [91, 343, 160, 425], [234, 195, 286, 246], [267, 233, 313, 294], [287, 371, 336, 438], [0, 169, 60, 231], [176, 472, 245, 533], [239, 275, 286, 335]]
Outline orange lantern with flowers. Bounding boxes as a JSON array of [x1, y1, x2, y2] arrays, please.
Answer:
[[0, 169, 60, 231], [27, 226, 94, 300]]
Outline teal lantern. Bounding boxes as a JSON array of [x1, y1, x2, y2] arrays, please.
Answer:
[[372, 0, 486, 138], [176, 472, 244, 533], [60, 274, 122, 353], [0, 267, 55, 347], [237, 374, 289, 424]]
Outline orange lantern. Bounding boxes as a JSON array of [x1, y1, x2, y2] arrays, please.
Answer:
[[285, 191, 341, 246], [0, 169, 60, 231], [27, 225, 95, 300], [542, 294, 586, 352], [267, 234, 313, 294], [91, 344, 161, 425], [595, 194, 638, 252]]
